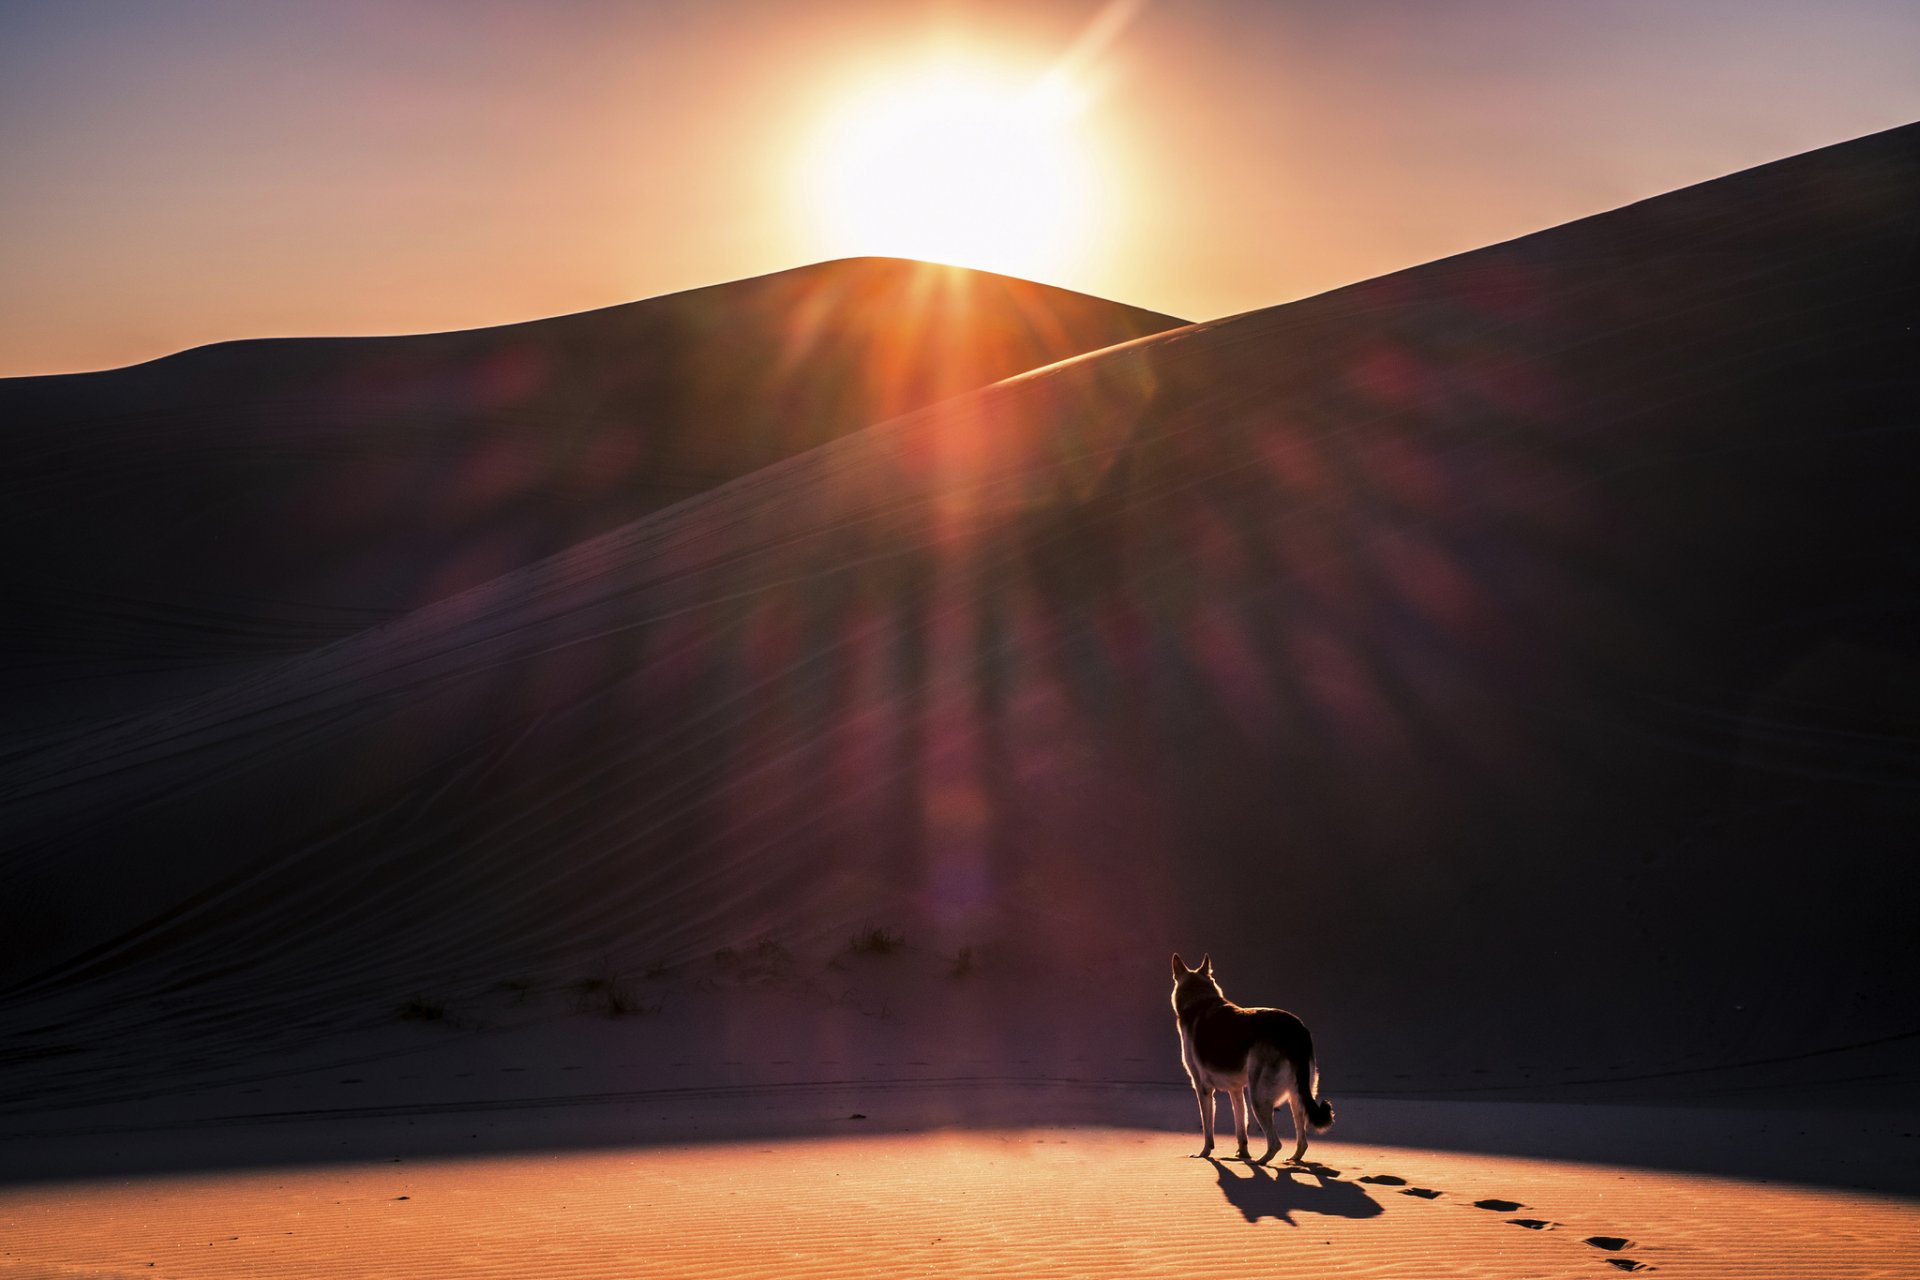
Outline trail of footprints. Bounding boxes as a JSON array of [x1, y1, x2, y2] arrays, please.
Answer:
[[1350, 1172, 1651, 1271]]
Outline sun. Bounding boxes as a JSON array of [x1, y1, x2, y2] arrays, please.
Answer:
[[802, 63, 1104, 282]]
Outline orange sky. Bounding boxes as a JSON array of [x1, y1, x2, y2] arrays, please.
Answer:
[[1, 0, 1915, 377]]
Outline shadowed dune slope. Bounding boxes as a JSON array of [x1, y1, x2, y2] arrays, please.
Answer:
[[3, 124, 1917, 1115], [0, 260, 1182, 726]]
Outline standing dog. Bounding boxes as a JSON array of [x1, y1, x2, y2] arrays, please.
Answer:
[[1171, 952, 1334, 1163]]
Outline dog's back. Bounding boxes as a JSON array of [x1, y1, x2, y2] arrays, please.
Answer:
[[1191, 1003, 1313, 1077]]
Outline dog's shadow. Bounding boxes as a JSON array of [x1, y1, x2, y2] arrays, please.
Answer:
[[1208, 1158, 1383, 1225]]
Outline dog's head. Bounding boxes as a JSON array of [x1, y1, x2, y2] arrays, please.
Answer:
[[1171, 952, 1221, 1016]]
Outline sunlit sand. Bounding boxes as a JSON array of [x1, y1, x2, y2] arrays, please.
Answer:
[[5, 1130, 1913, 1279]]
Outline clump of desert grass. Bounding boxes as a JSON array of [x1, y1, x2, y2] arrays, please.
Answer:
[[570, 970, 657, 1018], [846, 925, 905, 957], [397, 994, 450, 1023], [709, 938, 795, 985]]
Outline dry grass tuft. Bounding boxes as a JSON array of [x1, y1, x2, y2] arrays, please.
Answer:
[[847, 926, 905, 956]]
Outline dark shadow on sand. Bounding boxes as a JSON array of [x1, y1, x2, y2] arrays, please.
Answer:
[[1207, 1157, 1382, 1224]]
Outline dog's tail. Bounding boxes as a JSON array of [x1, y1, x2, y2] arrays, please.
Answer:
[[1302, 1042, 1335, 1132], [1304, 1083, 1335, 1132]]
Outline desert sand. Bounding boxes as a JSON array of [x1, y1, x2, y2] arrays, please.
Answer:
[[4, 1129, 1916, 1279], [2, 120, 1917, 1276]]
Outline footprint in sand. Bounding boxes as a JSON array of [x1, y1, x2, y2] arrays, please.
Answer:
[[1352, 1177, 1647, 1269], [1353, 1173, 1438, 1200]]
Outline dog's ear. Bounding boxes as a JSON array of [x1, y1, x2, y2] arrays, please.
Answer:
[[1199, 953, 1213, 975], [1171, 953, 1186, 978]]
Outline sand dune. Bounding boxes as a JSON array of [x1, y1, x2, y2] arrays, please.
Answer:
[[2, 120, 1917, 1250], [0, 260, 1181, 729]]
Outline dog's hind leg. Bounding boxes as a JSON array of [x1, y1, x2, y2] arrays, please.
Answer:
[[1250, 1078, 1282, 1166], [1286, 1088, 1311, 1163], [1227, 1086, 1251, 1160], [1250, 1055, 1291, 1165], [1190, 1085, 1215, 1158]]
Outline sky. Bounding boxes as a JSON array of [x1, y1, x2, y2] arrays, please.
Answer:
[[0, 0, 1915, 377]]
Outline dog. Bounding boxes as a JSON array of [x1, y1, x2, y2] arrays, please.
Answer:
[[1171, 952, 1334, 1163]]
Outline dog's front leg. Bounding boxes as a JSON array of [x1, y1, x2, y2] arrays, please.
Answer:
[[1189, 1085, 1215, 1157]]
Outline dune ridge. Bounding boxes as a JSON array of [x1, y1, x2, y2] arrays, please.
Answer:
[[0, 259, 1183, 731]]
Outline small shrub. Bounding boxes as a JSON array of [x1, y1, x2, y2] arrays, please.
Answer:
[[398, 995, 448, 1023], [847, 926, 905, 956], [571, 972, 654, 1018]]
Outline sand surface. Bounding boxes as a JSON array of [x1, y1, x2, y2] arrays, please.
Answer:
[[5, 1129, 1914, 1280]]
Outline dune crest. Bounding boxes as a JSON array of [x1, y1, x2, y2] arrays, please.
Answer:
[[0, 258, 1183, 728]]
